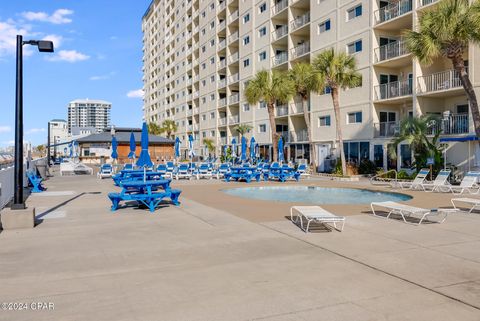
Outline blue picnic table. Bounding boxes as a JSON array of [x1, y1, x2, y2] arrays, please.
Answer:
[[108, 179, 181, 212], [113, 170, 165, 185], [264, 167, 300, 182], [224, 166, 262, 183]]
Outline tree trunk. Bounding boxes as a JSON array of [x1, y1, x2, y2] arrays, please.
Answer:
[[331, 88, 347, 176], [302, 95, 315, 170], [267, 102, 278, 162], [451, 55, 480, 138]]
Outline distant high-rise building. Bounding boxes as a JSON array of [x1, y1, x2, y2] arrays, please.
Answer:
[[48, 119, 69, 157], [67, 99, 111, 133]]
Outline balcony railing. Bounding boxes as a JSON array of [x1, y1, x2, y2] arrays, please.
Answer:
[[229, 93, 240, 104], [218, 59, 227, 69], [420, 0, 438, 6], [220, 137, 227, 144], [417, 69, 465, 94], [229, 73, 239, 83], [218, 39, 226, 49], [272, 0, 288, 15], [193, 91, 199, 98], [219, 78, 227, 88], [218, 20, 226, 30], [291, 130, 308, 142], [229, 115, 240, 124], [229, 52, 239, 64], [277, 131, 289, 143], [375, 79, 413, 100], [193, 108, 199, 114], [187, 109, 193, 116], [229, 31, 239, 44], [272, 52, 288, 66], [219, 97, 227, 107], [272, 25, 288, 41], [376, 0, 412, 24], [218, 1, 226, 11], [290, 12, 310, 31], [229, 10, 239, 23], [291, 41, 310, 59], [427, 114, 470, 135], [290, 100, 307, 114], [276, 104, 288, 116], [373, 121, 399, 138], [219, 117, 227, 125], [375, 39, 408, 62]]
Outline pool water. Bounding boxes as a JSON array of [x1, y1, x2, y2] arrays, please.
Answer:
[[222, 186, 412, 204]]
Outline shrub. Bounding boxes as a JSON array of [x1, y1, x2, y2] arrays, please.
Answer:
[[397, 170, 411, 180], [358, 159, 377, 175]]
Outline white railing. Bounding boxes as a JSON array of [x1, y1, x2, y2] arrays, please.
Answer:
[[290, 12, 310, 31], [229, 31, 239, 43], [375, 0, 413, 24], [219, 78, 227, 88], [219, 117, 227, 125], [272, 52, 288, 66], [276, 104, 288, 116], [427, 114, 470, 135], [229, 73, 239, 83], [186, 63, 192, 69], [218, 39, 226, 49], [229, 52, 239, 64], [417, 69, 465, 93], [219, 20, 226, 30], [193, 107, 199, 114], [374, 121, 400, 137], [272, 25, 288, 41], [291, 129, 308, 142], [193, 91, 199, 98], [419, 0, 438, 6], [219, 97, 227, 107], [229, 93, 240, 104], [229, 10, 239, 23], [272, 0, 288, 15], [290, 100, 306, 114], [218, 59, 227, 68], [187, 109, 193, 116], [186, 94, 193, 100], [218, 1, 226, 11], [375, 39, 408, 62], [229, 115, 240, 124], [220, 137, 227, 144], [375, 79, 413, 100], [0, 166, 14, 209], [291, 41, 310, 59]]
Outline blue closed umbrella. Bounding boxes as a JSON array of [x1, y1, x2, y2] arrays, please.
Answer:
[[250, 137, 256, 160], [136, 122, 153, 168], [223, 144, 228, 157], [175, 137, 181, 158], [278, 136, 284, 163], [111, 136, 118, 159], [68, 142, 73, 158], [128, 132, 136, 159], [241, 136, 247, 161], [188, 135, 195, 159], [231, 138, 237, 158]]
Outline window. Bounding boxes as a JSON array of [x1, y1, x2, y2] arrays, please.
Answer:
[[202, 131, 207, 138], [210, 75, 215, 82], [243, 36, 250, 45], [259, 2, 267, 13], [201, 28, 206, 35], [210, 21, 215, 29], [319, 116, 331, 127], [202, 80, 206, 86], [259, 27, 267, 37], [210, 94, 215, 101], [202, 114, 206, 121], [202, 97, 206, 104], [210, 39, 215, 46], [318, 19, 331, 33], [347, 111, 362, 124], [347, 5, 362, 21], [259, 124, 267, 132], [347, 40, 362, 54], [201, 63, 206, 69], [210, 112, 215, 119], [400, 144, 412, 168], [259, 101, 266, 108], [322, 86, 332, 95], [210, 57, 215, 64], [259, 51, 267, 61], [202, 46, 206, 53], [243, 13, 250, 23], [211, 130, 215, 137], [210, 3, 215, 10], [243, 103, 250, 111], [243, 58, 250, 67], [201, 11, 206, 18]]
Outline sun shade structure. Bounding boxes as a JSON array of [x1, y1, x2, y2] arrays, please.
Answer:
[[136, 122, 153, 168]]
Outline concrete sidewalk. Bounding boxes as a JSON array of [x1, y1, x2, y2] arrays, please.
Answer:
[[0, 175, 479, 320]]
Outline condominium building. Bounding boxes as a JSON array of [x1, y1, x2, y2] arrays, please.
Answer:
[[67, 99, 112, 134], [142, 0, 480, 172], [48, 119, 69, 157]]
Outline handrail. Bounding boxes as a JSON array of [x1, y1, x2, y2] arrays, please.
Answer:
[[370, 169, 399, 187]]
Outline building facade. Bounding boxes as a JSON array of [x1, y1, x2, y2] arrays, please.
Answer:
[[142, 0, 480, 173], [67, 99, 112, 134], [48, 119, 69, 157]]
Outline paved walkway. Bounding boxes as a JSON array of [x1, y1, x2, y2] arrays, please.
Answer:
[[0, 174, 479, 320]]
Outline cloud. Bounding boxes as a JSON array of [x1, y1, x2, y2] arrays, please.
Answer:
[[43, 34, 63, 48], [89, 71, 116, 81], [0, 20, 30, 57], [109, 36, 118, 40], [0, 126, 11, 133], [26, 128, 46, 134], [127, 89, 144, 98], [1, 140, 15, 146], [47, 50, 90, 62], [21, 9, 74, 24]]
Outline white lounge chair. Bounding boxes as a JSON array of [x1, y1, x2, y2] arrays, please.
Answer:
[[451, 198, 480, 213], [370, 201, 454, 225], [215, 163, 230, 179], [296, 164, 310, 179], [421, 169, 451, 192], [290, 206, 346, 232], [175, 164, 192, 180], [442, 172, 480, 194], [97, 164, 113, 179], [195, 163, 213, 180], [398, 168, 429, 190]]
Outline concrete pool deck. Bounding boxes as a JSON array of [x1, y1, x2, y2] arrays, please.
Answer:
[[0, 172, 479, 320]]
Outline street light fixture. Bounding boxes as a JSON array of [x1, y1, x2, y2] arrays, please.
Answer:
[[12, 35, 54, 210]]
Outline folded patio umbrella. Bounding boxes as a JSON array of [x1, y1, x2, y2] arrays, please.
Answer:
[[128, 132, 136, 159], [250, 137, 256, 160], [111, 136, 118, 160], [231, 137, 237, 158], [136, 122, 153, 168], [175, 137, 181, 158], [188, 135, 195, 159], [241, 136, 247, 161], [278, 136, 284, 163]]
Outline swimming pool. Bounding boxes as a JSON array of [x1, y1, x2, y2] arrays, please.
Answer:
[[222, 186, 412, 204]]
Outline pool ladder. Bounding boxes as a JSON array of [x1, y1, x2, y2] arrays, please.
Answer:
[[369, 169, 399, 187]]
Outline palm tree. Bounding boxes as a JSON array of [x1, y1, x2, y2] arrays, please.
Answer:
[[234, 124, 252, 139], [148, 122, 162, 135], [312, 48, 362, 176], [203, 138, 216, 157], [403, 0, 480, 137], [159, 119, 178, 139], [288, 62, 323, 168], [36, 144, 46, 156], [244, 70, 294, 161], [389, 115, 444, 173]]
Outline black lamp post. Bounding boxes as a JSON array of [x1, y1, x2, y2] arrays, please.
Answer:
[[12, 35, 54, 210]]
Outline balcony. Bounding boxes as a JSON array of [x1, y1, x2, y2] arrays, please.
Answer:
[[193, 107, 199, 114], [219, 78, 227, 88], [218, 39, 226, 50], [375, 79, 412, 101], [229, 31, 239, 44], [272, 0, 288, 15], [219, 117, 227, 126], [218, 59, 227, 69], [277, 131, 289, 143], [229, 93, 240, 104], [373, 121, 399, 138], [417, 69, 465, 95], [290, 129, 308, 142], [419, 0, 438, 7], [229, 115, 240, 124], [272, 25, 288, 41], [228, 10, 239, 23], [375, 0, 412, 25], [272, 52, 288, 66], [218, 1, 226, 11], [374, 39, 409, 63], [276, 104, 288, 116], [219, 97, 227, 107], [218, 20, 226, 31], [229, 52, 239, 64], [427, 114, 470, 135], [187, 109, 193, 116], [291, 41, 310, 59], [229, 73, 239, 84], [290, 12, 310, 31], [193, 91, 199, 98], [290, 100, 307, 114], [220, 137, 227, 144]]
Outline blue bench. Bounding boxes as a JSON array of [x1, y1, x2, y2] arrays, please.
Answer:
[[108, 189, 181, 212], [264, 169, 300, 182], [224, 168, 261, 183], [27, 171, 46, 193]]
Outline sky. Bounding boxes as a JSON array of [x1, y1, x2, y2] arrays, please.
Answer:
[[0, 0, 151, 147]]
